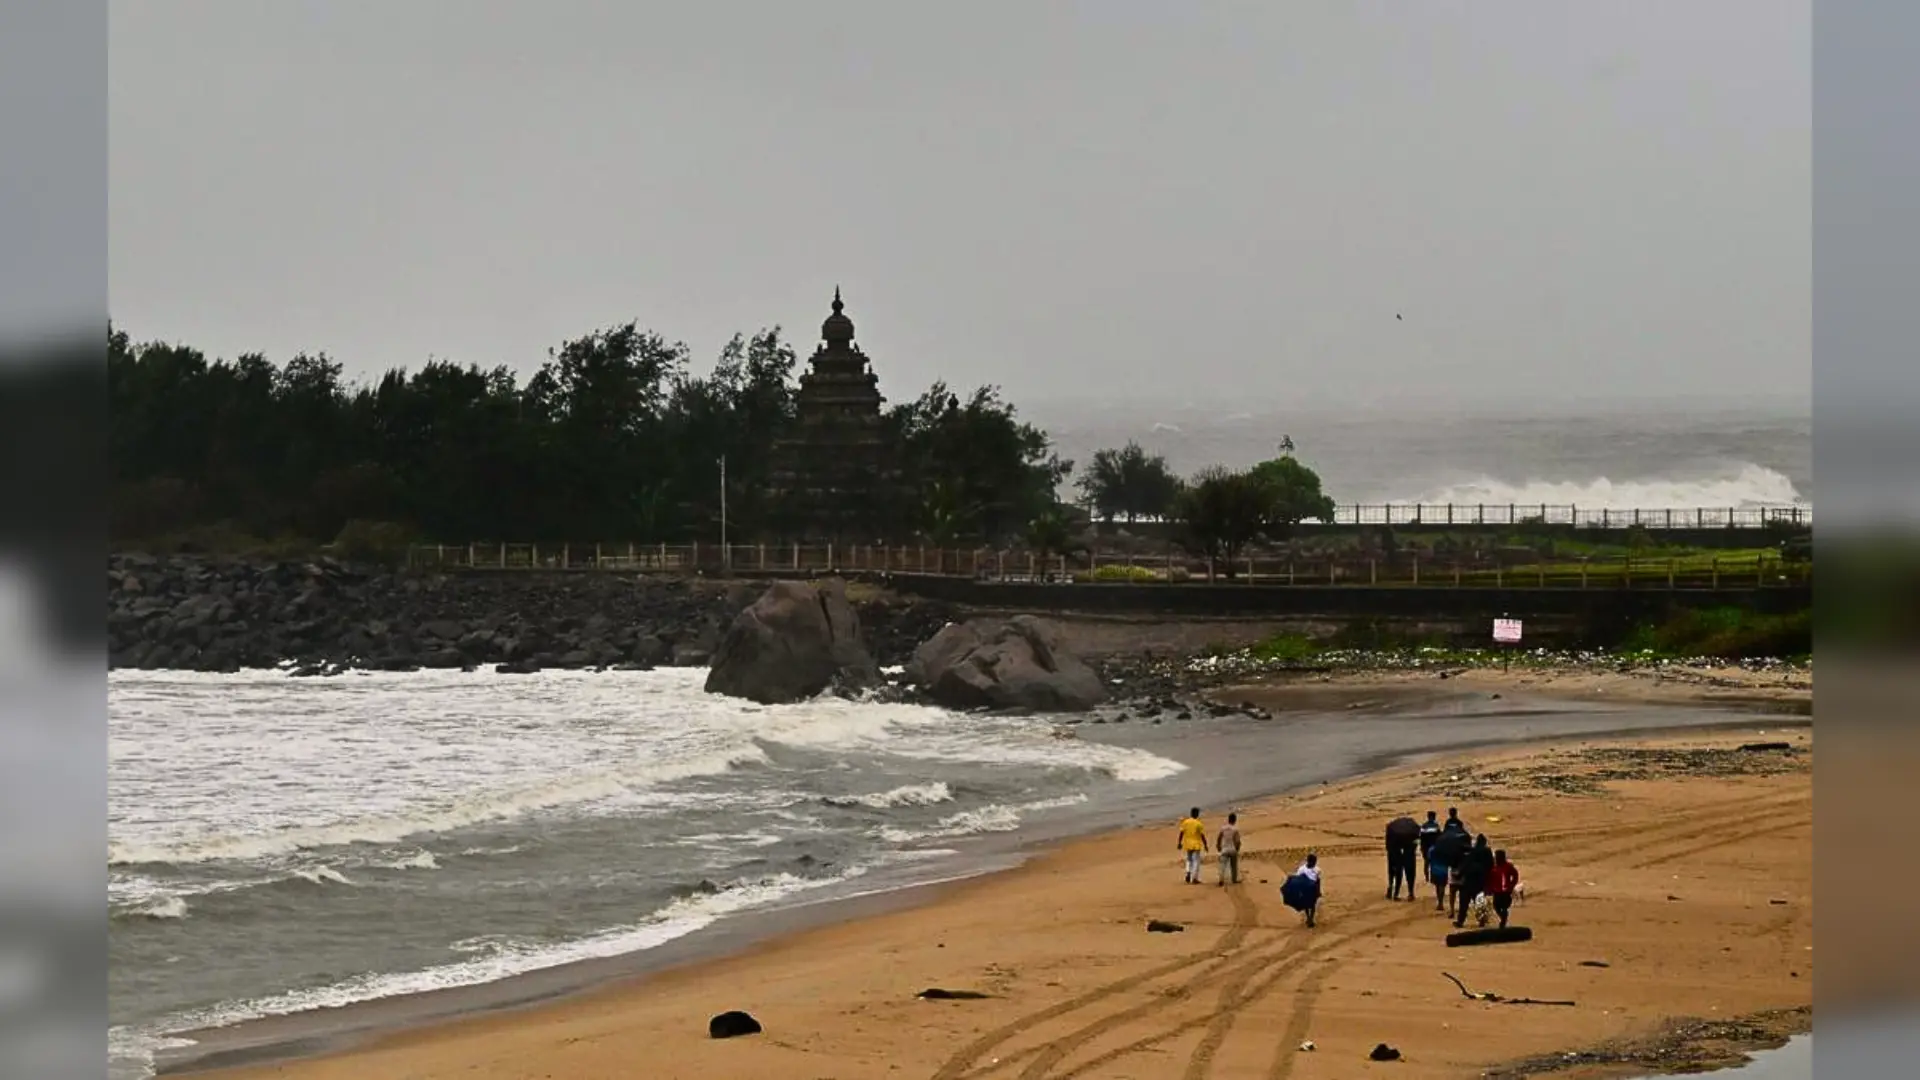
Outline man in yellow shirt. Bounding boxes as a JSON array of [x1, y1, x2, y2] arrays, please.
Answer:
[[1177, 807, 1209, 884]]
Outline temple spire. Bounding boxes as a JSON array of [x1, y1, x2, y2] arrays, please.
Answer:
[[821, 286, 855, 345]]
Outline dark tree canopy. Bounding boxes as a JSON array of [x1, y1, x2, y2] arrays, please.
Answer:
[[1170, 452, 1338, 577], [1246, 453, 1338, 537], [108, 321, 1070, 552], [1075, 441, 1182, 523], [890, 382, 1072, 545]]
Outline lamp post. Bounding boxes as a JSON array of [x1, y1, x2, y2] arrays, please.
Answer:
[[718, 454, 729, 575]]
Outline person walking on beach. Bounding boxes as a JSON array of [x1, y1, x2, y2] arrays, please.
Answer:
[[1437, 812, 1470, 912], [1431, 819, 1469, 912], [1486, 850, 1521, 929], [1215, 813, 1243, 885], [1283, 852, 1323, 927], [1454, 834, 1495, 928], [1385, 816, 1420, 901], [1177, 807, 1209, 884], [1418, 811, 1441, 879]]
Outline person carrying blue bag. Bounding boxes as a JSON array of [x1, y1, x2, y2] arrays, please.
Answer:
[[1430, 816, 1469, 912], [1281, 853, 1323, 927]]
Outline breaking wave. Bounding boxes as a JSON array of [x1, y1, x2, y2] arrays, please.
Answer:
[[823, 782, 954, 809], [1415, 463, 1807, 511]]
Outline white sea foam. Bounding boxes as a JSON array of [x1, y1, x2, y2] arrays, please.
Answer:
[[289, 865, 355, 886], [456, 844, 523, 857], [676, 831, 785, 848], [824, 781, 954, 809], [1417, 463, 1807, 511], [124, 866, 867, 1057], [879, 794, 1089, 844], [110, 667, 1184, 868], [114, 895, 190, 921], [377, 851, 440, 871], [108, 1027, 197, 1080], [110, 871, 277, 909], [108, 744, 769, 866]]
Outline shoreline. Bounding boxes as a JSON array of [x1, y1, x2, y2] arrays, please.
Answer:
[[157, 688, 1812, 1079]]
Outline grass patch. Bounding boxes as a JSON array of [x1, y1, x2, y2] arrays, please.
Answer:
[[1077, 563, 1194, 583], [1243, 633, 1321, 664], [1620, 606, 1812, 659], [1443, 549, 1803, 587], [1225, 603, 1812, 667]]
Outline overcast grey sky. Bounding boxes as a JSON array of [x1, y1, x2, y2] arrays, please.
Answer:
[[109, 0, 1808, 413]]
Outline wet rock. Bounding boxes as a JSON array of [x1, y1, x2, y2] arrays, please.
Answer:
[[704, 579, 880, 705], [907, 615, 1107, 713], [419, 618, 466, 641], [708, 1010, 762, 1039]]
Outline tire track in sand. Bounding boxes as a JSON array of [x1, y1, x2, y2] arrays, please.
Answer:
[[936, 784, 1806, 1080], [1039, 902, 1435, 1080], [1008, 887, 1268, 1080], [930, 883, 1258, 1080], [1265, 958, 1338, 1080]]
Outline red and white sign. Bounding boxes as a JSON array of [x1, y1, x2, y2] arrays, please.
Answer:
[[1492, 618, 1524, 644]]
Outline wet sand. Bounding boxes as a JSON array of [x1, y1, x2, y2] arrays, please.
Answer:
[[1209, 661, 1812, 717], [180, 713, 1811, 1080]]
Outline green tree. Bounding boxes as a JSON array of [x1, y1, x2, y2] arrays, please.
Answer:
[[666, 327, 798, 540], [1246, 452, 1338, 539], [891, 383, 1072, 543], [1024, 508, 1083, 575], [1075, 441, 1183, 524], [1172, 467, 1272, 579]]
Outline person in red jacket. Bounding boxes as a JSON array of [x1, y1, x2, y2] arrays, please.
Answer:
[[1486, 850, 1521, 929]]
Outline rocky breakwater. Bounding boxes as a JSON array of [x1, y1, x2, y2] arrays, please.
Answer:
[[107, 554, 958, 674]]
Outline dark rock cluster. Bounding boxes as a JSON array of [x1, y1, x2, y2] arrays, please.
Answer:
[[107, 555, 957, 675]]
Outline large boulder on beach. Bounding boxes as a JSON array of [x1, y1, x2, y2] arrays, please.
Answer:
[[703, 579, 879, 704], [905, 615, 1107, 713]]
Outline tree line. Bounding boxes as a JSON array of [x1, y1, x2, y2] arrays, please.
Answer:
[[1072, 442, 1337, 571], [109, 322, 1335, 569]]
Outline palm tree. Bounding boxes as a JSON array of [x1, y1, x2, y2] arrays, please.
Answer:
[[1026, 509, 1082, 580]]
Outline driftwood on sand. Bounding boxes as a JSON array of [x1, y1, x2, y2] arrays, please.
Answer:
[[1442, 971, 1576, 1007]]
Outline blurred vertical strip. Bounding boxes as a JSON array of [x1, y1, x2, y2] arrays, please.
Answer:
[[0, 2, 108, 1078], [1815, 0, 1920, 1074]]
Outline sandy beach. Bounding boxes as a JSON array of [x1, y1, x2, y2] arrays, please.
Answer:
[[1207, 660, 1812, 718], [181, 705, 1811, 1080]]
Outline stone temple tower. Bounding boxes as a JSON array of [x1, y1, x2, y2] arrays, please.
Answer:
[[767, 289, 907, 542]]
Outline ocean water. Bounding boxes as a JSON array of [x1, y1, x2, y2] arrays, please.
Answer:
[[106, 667, 1187, 1079], [1030, 401, 1811, 511]]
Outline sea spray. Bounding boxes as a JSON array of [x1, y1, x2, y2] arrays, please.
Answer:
[[1418, 463, 1806, 512]]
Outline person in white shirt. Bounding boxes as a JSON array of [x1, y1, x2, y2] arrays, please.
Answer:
[[1283, 852, 1323, 927]]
